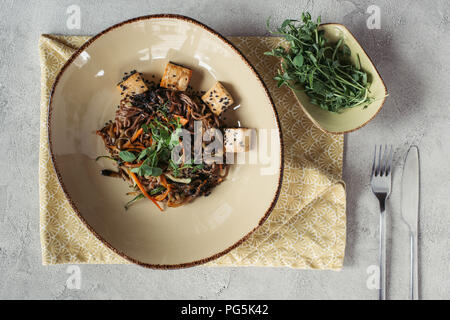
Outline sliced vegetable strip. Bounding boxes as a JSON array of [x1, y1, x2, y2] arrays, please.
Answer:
[[131, 128, 144, 142], [128, 170, 163, 211], [173, 115, 189, 126]]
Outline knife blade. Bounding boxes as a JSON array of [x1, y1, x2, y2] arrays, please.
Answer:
[[401, 145, 420, 300]]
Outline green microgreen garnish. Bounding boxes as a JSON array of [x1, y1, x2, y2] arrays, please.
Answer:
[[265, 12, 374, 113], [131, 164, 163, 177], [169, 159, 204, 177], [129, 116, 184, 177]]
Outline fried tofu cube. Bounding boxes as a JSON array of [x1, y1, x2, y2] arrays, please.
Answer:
[[117, 72, 148, 96], [160, 62, 192, 91], [202, 82, 234, 116], [224, 128, 253, 153]]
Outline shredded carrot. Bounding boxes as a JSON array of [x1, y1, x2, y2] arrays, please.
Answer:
[[167, 197, 192, 207], [123, 140, 145, 150], [160, 174, 169, 189], [123, 141, 133, 149], [154, 189, 169, 201], [173, 115, 189, 126], [131, 128, 144, 142], [167, 201, 183, 207], [128, 170, 163, 211], [124, 148, 143, 153], [154, 175, 170, 201], [124, 161, 143, 168]]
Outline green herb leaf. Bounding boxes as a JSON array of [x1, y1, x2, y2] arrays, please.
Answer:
[[169, 128, 182, 148], [119, 151, 137, 162], [150, 167, 163, 177], [137, 148, 151, 161], [293, 54, 304, 67], [139, 164, 163, 177]]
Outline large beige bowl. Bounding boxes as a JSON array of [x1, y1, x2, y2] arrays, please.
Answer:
[[48, 15, 283, 268], [290, 23, 387, 134]]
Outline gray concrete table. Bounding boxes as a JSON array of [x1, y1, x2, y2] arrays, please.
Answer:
[[0, 0, 449, 300]]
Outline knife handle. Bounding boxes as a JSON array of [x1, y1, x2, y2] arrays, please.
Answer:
[[411, 232, 419, 300], [379, 204, 386, 300]]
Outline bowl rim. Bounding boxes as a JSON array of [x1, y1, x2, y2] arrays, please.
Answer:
[[47, 14, 284, 269], [290, 23, 388, 135]]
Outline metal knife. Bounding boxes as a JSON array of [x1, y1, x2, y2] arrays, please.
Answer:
[[400, 145, 420, 300]]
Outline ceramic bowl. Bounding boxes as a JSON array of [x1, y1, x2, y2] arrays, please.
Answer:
[[48, 15, 283, 268], [290, 23, 387, 134]]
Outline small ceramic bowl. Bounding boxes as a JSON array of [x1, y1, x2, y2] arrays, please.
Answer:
[[289, 23, 387, 134]]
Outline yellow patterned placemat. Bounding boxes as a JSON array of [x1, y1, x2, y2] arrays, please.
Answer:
[[39, 35, 346, 269]]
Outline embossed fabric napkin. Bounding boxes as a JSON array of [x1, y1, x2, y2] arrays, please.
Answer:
[[39, 35, 346, 269]]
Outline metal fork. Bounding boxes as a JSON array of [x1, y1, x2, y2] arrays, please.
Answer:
[[370, 145, 393, 300]]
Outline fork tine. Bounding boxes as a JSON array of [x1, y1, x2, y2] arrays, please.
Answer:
[[382, 144, 388, 176], [372, 145, 377, 176], [378, 145, 382, 176], [386, 145, 393, 175]]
